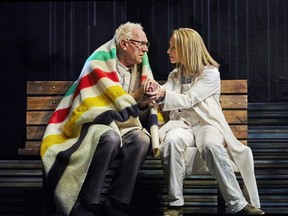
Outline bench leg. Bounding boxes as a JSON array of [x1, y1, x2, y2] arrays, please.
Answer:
[[23, 189, 43, 215]]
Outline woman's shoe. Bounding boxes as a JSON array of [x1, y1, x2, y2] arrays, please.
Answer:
[[163, 206, 183, 216], [234, 204, 265, 215]]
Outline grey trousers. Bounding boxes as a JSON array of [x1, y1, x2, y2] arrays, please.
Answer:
[[79, 129, 151, 205]]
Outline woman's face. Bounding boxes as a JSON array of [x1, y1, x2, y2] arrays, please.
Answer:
[[167, 35, 179, 64]]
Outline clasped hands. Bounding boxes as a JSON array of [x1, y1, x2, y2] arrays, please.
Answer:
[[138, 79, 165, 109]]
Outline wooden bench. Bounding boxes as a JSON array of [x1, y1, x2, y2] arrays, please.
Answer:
[[20, 80, 248, 155], [17, 80, 248, 215]]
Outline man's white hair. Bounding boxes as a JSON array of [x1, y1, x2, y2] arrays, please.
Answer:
[[115, 22, 143, 44]]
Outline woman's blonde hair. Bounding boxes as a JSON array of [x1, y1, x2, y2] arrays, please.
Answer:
[[172, 28, 219, 77]]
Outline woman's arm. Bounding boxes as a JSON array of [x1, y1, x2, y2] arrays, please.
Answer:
[[162, 68, 220, 111]]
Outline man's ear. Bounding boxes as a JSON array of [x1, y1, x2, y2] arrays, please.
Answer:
[[119, 40, 128, 50]]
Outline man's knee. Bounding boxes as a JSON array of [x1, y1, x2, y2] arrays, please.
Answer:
[[130, 130, 151, 153], [98, 130, 121, 151]]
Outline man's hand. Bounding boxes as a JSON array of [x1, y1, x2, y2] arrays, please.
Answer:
[[141, 79, 159, 94], [138, 95, 151, 110]]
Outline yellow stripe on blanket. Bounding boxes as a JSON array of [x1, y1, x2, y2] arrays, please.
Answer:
[[41, 134, 68, 157], [41, 85, 136, 157], [64, 85, 129, 133]]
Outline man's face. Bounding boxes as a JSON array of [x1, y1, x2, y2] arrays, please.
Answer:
[[121, 28, 149, 67]]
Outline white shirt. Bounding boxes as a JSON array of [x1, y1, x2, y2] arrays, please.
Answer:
[[116, 58, 132, 93]]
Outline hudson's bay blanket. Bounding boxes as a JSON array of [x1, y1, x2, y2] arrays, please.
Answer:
[[40, 37, 159, 215]]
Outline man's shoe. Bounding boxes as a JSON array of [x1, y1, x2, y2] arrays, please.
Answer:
[[235, 204, 265, 215], [163, 206, 183, 216], [69, 200, 94, 216], [101, 198, 131, 216]]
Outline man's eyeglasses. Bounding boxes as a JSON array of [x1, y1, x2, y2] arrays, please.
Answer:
[[129, 39, 150, 48]]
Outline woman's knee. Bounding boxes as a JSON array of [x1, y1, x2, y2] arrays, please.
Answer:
[[201, 140, 223, 159], [200, 130, 224, 154], [202, 142, 230, 171], [162, 129, 189, 150], [160, 137, 184, 158], [202, 141, 216, 152]]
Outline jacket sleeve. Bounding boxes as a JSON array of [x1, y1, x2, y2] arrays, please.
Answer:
[[162, 68, 220, 111]]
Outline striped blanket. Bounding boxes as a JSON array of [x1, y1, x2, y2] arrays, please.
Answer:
[[40, 37, 159, 215]]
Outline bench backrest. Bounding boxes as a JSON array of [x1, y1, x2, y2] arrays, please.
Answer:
[[19, 80, 248, 156]]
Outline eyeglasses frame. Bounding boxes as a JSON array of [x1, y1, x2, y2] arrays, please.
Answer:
[[129, 39, 150, 48]]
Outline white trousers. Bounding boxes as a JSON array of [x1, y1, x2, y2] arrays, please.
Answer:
[[159, 122, 248, 213]]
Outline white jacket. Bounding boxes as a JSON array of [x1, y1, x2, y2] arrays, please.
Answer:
[[159, 67, 260, 207]]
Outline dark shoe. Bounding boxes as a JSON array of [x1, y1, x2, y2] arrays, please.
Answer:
[[69, 200, 94, 216], [234, 204, 265, 215], [83, 202, 102, 215], [101, 198, 131, 216]]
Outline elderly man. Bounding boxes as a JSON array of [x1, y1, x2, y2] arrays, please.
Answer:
[[40, 22, 158, 216]]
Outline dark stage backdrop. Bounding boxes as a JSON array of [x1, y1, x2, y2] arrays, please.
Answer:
[[0, 0, 287, 159]]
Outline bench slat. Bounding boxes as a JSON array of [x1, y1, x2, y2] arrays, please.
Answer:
[[220, 95, 247, 109], [27, 96, 62, 110], [26, 110, 247, 125], [27, 80, 247, 95], [21, 137, 248, 157], [27, 95, 247, 110], [220, 80, 247, 94], [27, 81, 74, 95], [25, 125, 247, 141]]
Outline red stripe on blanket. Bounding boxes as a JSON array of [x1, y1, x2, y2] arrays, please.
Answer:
[[79, 69, 119, 90], [48, 107, 71, 124], [48, 69, 120, 124], [141, 75, 148, 82], [73, 69, 119, 99]]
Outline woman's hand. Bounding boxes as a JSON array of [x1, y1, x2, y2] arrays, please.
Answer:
[[131, 78, 157, 102], [137, 79, 166, 109], [141, 79, 159, 94], [144, 83, 166, 103]]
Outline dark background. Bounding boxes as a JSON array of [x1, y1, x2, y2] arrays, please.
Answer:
[[0, 0, 288, 159]]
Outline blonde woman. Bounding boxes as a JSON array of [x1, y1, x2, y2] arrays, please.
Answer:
[[147, 28, 264, 216]]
